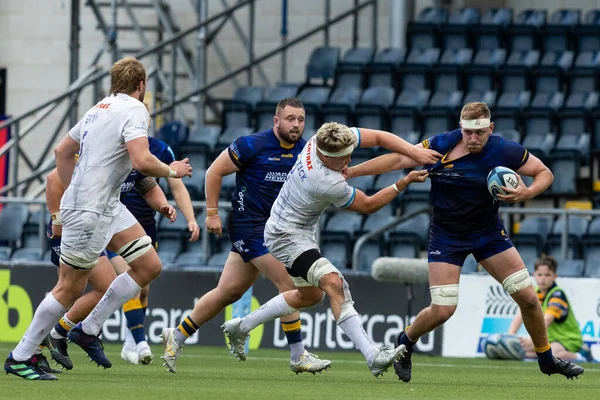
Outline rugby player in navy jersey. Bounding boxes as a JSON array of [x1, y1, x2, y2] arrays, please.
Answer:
[[344, 102, 584, 381], [161, 98, 443, 374]]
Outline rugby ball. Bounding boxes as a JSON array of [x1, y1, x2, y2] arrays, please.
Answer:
[[487, 166, 518, 199], [483, 334, 525, 360]]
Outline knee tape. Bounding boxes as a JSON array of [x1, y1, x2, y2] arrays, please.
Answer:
[[60, 252, 99, 270], [430, 284, 459, 306], [306, 257, 340, 287], [117, 235, 153, 264], [502, 269, 532, 294]]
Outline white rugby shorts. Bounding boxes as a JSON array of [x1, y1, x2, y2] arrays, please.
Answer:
[[60, 203, 137, 269]]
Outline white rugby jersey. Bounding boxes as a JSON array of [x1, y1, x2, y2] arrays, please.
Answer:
[[267, 127, 361, 232], [60, 94, 150, 216]]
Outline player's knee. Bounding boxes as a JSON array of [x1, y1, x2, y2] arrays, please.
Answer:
[[502, 269, 532, 295], [433, 304, 457, 323], [116, 235, 154, 264]]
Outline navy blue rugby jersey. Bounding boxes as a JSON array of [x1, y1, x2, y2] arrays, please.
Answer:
[[422, 129, 529, 233], [120, 136, 175, 225], [227, 129, 306, 227]]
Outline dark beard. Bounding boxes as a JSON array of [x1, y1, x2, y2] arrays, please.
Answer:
[[279, 128, 302, 144]]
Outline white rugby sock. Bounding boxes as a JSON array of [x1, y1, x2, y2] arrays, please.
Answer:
[[337, 308, 377, 363], [124, 327, 136, 350], [239, 294, 297, 333], [82, 273, 141, 336], [12, 293, 67, 361]]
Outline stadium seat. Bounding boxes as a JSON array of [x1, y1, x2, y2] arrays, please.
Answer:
[[554, 258, 585, 277], [432, 48, 473, 92], [334, 47, 375, 89], [216, 127, 254, 149], [390, 213, 430, 257], [406, 7, 448, 50], [494, 129, 521, 143], [173, 251, 207, 268], [473, 8, 512, 50], [574, 10, 600, 53], [389, 89, 430, 135], [321, 240, 349, 269], [322, 212, 363, 242], [181, 126, 221, 168], [401, 179, 431, 214], [567, 51, 600, 94], [464, 49, 507, 92], [498, 50, 540, 93], [504, 9, 547, 52], [297, 86, 331, 129], [548, 159, 579, 196], [354, 86, 395, 131], [438, 8, 480, 50], [367, 47, 406, 89], [254, 86, 300, 131], [553, 132, 591, 161], [513, 217, 552, 257], [463, 90, 497, 108], [492, 91, 531, 132], [347, 175, 375, 194], [156, 121, 189, 155], [356, 239, 384, 271], [183, 167, 206, 200], [583, 253, 600, 277], [158, 250, 178, 267], [421, 91, 463, 136], [320, 87, 362, 127], [222, 86, 264, 130], [522, 132, 556, 163], [220, 173, 237, 200], [305, 46, 340, 84], [206, 251, 230, 268], [539, 9, 580, 53], [11, 247, 42, 261], [397, 48, 441, 92], [0, 204, 29, 245], [533, 51, 574, 93], [546, 216, 589, 258]]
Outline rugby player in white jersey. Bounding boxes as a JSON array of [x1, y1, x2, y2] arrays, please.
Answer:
[[4, 57, 192, 380], [222, 122, 435, 378]]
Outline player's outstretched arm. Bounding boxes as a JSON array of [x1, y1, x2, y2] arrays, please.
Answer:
[[54, 133, 80, 187], [346, 170, 428, 214], [127, 137, 192, 178], [136, 177, 177, 223], [345, 144, 425, 179], [168, 177, 200, 241], [497, 154, 554, 203], [204, 149, 240, 237], [357, 127, 442, 165]]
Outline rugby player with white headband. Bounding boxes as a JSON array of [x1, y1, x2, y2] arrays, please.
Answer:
[[221, 122, 439, 378]]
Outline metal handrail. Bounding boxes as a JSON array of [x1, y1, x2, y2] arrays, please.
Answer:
[[352, 206, 600, 270]]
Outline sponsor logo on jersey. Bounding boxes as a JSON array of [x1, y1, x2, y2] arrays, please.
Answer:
[[429, 250, 441, 255], [265, 172, 288, 182], [444, 164, 454, 169], [93, 102, 111, 109], [306, 140, 314, 171], [281, 153, 293, 158], [121, 181, 136, 193], [268, 157, 281, 162], [229, 143, 241, 161]]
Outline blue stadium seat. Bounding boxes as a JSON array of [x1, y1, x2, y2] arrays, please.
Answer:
[[321, 87, 362, 127], [432, 48, 473, 92], [334, 47, 375, 89], [322, 212, 363, 240], [0, 246, 12, 261], [554, 133, 591, 161], [206, 251, 230, 268], [355, 86, 395, 131], [438, 8, 480, 50], [546, 216, 589, 258], [183, 168, 206, 200], [297, 86, 331, 130], [306, 46, 340, 84], [567, 51, 600, 94], [356, 239, 384, 271], [389, 89, 431, 135], [156, 121, 189, 155], [367, 48, 406, 89], [397, 48, 441, 91], [463, 90, 497, 108], [498, 50, 540, 93], [173, 251, 207, 268], [494, 129, 521, 143], [421, 91, 463, 136], [574, 10, 600, 53], [548, 159, 579, 195], [401, 179, 431, 214], [492, 91, 531, 132], [222, 86, 264, 130], [522, 132, 556, 163], [583, 253, 600, 277], [558, 92, 598, 137], [347, 175, 375, 194], [0, 204, 29, 245], [158, 250, 178, 267], [512, 217, 552, 257], [11, 248, 42, 262], [539, 9, 580, 53], [504, 9, 547, 51], [220, 173, 237, 200], [406, 7, 448, 50], [473, 8, 512, 50], [554, 258, 584, 277], [465, 49, 507, 92], [254, 86, 300, 131], [392, 213, 430, 246], [534, 51, 574, 93], [215, 127, 254, 154], [321, 240, 349, 269], [182, 126, 221, 168]]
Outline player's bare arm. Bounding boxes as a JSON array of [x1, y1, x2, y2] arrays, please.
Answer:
[[136, 176, 177, 223], [167, 177, 200, 241], [127, 136, 192, 178], [204, 149, 240, 237], [345, 143, 425, 179], [497, 154, 554, 203], [46, 168, 65, 238], [54, 133, 80, 187], [357, 127, 442, 165], [346, 170, 428, 214]]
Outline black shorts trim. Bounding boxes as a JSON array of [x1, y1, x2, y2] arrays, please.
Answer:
[[290, 248, 322, 281]]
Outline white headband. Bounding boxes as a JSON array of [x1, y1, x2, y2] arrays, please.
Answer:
[[460, 118, 491, 129], [317, 145, 354, 158]]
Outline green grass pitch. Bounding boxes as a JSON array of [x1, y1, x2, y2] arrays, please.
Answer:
[[1, 344, 597, 399]]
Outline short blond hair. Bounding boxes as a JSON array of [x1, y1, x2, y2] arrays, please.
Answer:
[[460, 102, 491, 120], [316, 122, 357, 153], [110, 57, 146, 95]]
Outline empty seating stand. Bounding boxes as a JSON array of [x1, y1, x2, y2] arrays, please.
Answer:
[[504, 9, 547, 52], [574, 9, 600, 53], [473, 8, 513, 51], [406, 7, 448, 50], [367, 48, 406, 89], [334, 47, 375, 89], [539, 9, 580, 52], [438, 8, 480, 50]]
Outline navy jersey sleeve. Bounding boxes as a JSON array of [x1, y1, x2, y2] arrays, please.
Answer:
[[422, 129, 461, 154], [228, 135, 255, 169], [501, 140, 529, 171], [158, 144, 176, 165]]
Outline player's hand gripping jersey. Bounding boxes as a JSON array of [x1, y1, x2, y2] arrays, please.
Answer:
[[423, 129, 529, 233]]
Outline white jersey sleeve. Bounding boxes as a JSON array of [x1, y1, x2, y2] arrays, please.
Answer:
[[68, 118, 84, 143], [122, 104, 150, 142], [324, 179, 356, 208]]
